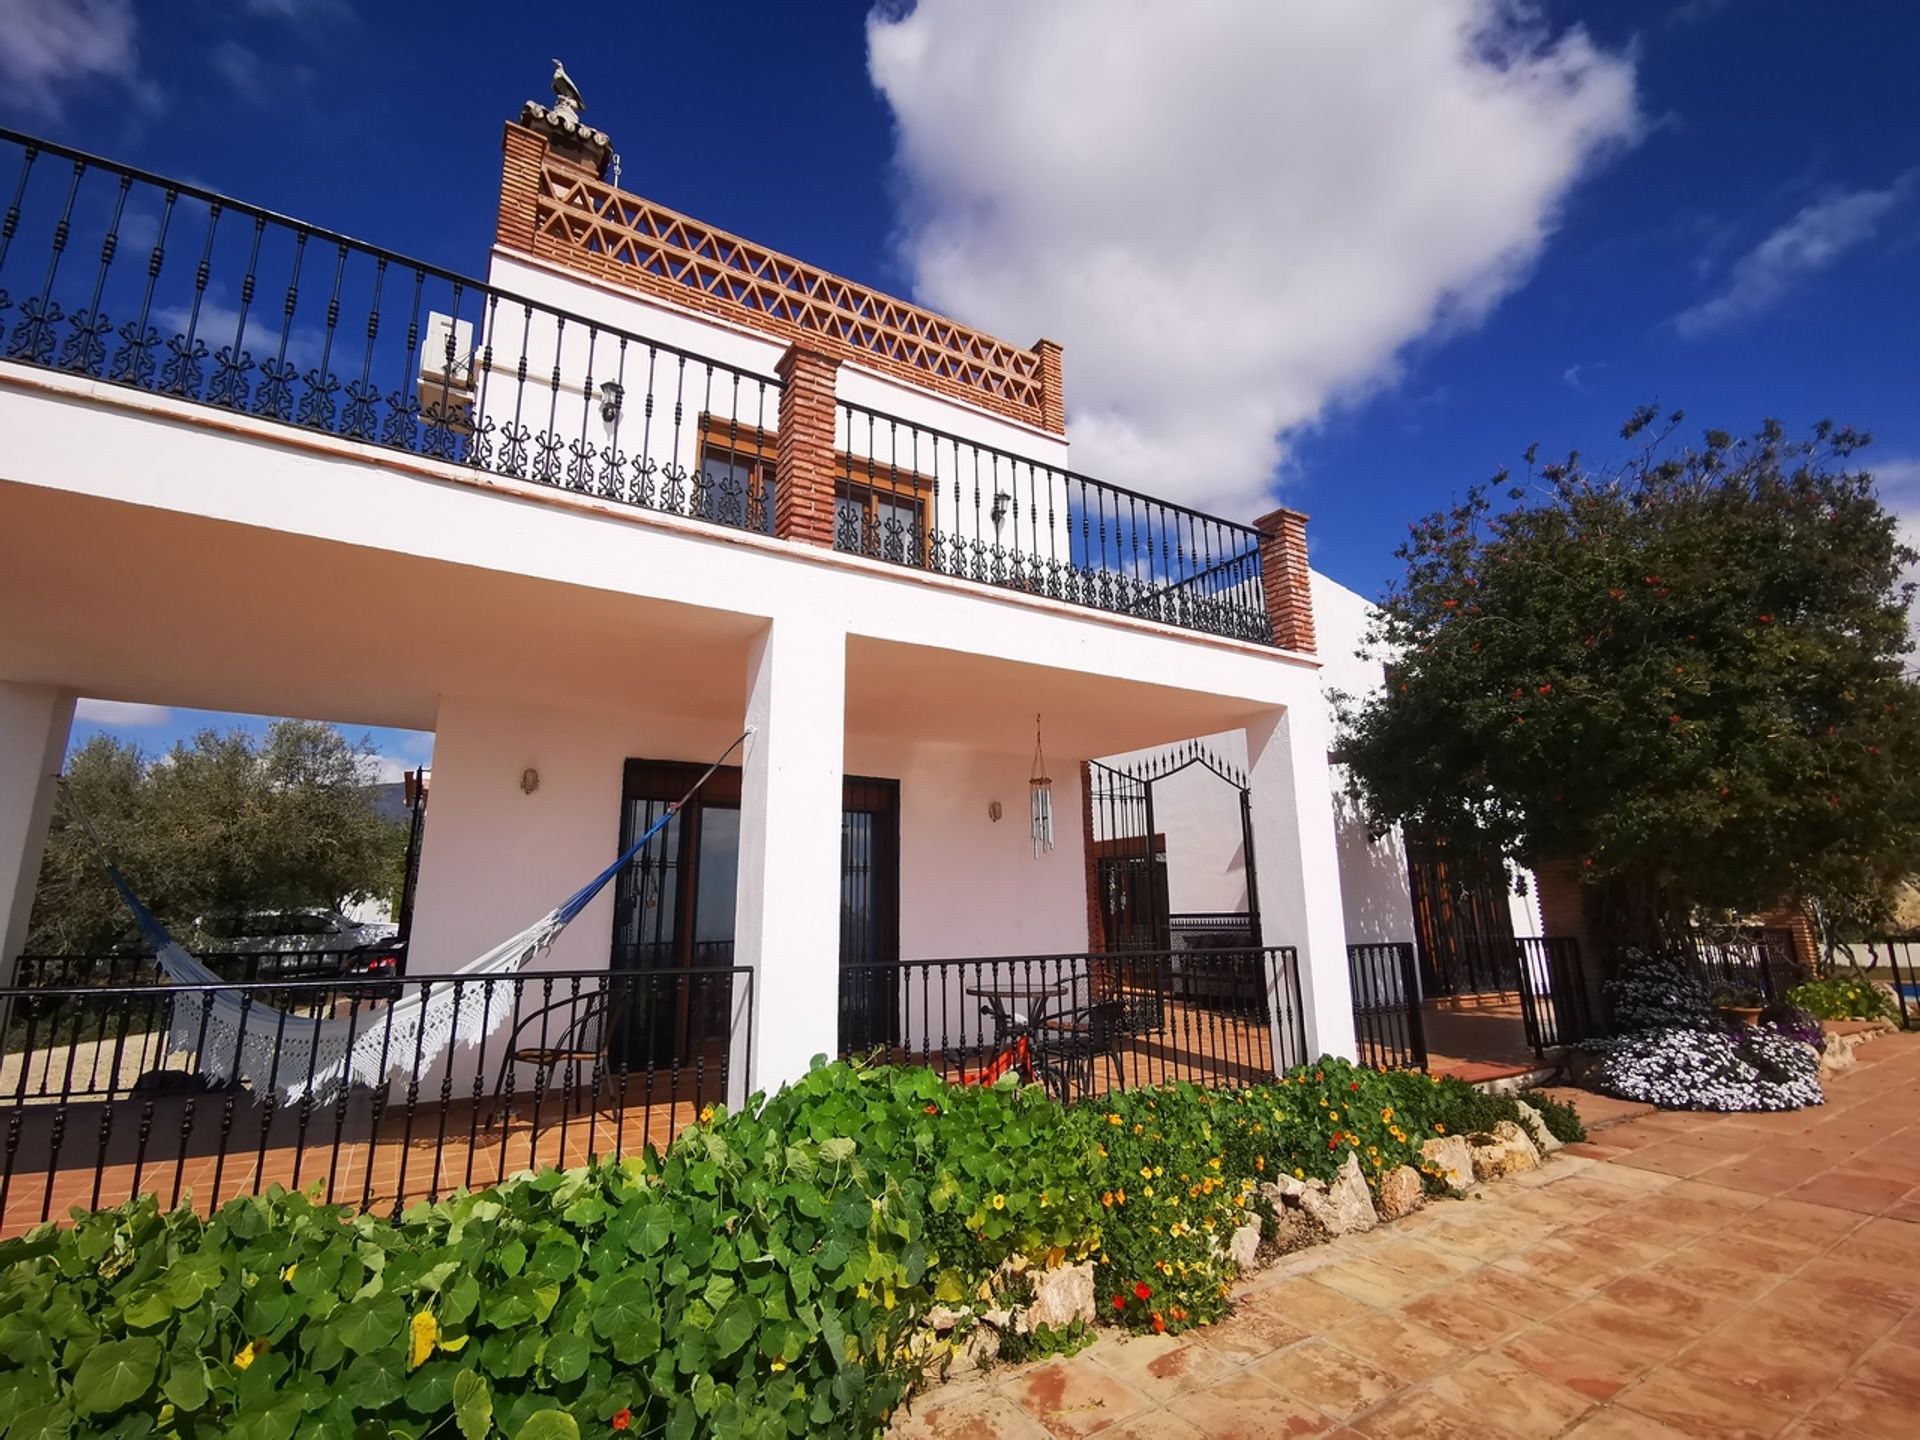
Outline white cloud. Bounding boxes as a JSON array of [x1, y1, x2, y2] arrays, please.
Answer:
[[1675, 180, 1912, 339], [75, 698, 173, 727], [867, 0, 1639, 516], [359, 754, 408, 785], [0, 0, 150, 118]]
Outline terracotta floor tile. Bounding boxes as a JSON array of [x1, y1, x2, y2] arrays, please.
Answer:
[[1309, 1256, 1433, 1309], [1670, 1331, 1851, 1409], [1744, 1277, 1906, 1351], [1365, 1238, 1482, 1283], [1501, 1323, 1661, 1402], [1492, 1239, 1632, 1295], [1169, 1371, 1332, 1440], [1254, 1277, 1378, 1335], [1423, 1350, 1592, 1439], [1613, 1365, 1791, 1440], [1442, 1263, 1574, 1322], [1083, 1333, 1236, 1402], [1806, 1376, 1912, 1440], [1640, 1252, 1782, 1306], [1595, 1272, 1740, 1334], [1004, 1358, 1154, 1438], [1561, 1407, 1698, 1439], [1612, 1144, 1727, 1179], [1400, 1287, 1527, 1348], [1792, 1256, 1920, 1311], [1186, 1305, 1311, 1363], [1074, 1412, 1209, 1440], [1324, 1311, 1466, 1386], [1858, 1338, 1920, 1398], [1250, 1338, 1405, 1420], [1352, 1386, 1512, 1440], [891, 1387, 1051, 1440]]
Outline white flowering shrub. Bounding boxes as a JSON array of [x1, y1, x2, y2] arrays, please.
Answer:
[[1589, 950, 1823, 1111]]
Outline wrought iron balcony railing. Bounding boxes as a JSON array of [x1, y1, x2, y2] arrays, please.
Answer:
[[0, 128, 1270, 643]]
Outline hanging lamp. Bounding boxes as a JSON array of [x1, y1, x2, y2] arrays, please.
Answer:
[[1029, 713, 1054, 859]]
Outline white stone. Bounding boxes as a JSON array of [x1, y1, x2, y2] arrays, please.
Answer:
[[1376, 1164, 1424, 1220], [1229, 1217, 1263, 1273], [1470, 1120, 1541, 1181], [1020, 1261, 1095, 1333], [1298, 1150, 1378, 1235], [1513, 1100, 1564, 1153], [1420, 1135, 1476, 1192]]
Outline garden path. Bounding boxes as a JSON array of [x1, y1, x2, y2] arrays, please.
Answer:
[[893, 1029, 1920, 1439]]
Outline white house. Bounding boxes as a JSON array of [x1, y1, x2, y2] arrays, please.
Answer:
[[0, 75, 1368, 1169]]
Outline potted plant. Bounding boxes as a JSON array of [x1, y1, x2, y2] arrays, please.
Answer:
[[1710, 983, 1764, 1027]]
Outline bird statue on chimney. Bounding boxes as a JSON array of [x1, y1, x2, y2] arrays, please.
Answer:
[[550, 58, 585, 122]]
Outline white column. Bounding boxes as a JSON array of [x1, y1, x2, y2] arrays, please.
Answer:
[[1245, 702, 1356, 1063], [0, 683, 77, 985], [733, 617, 845, 1099]]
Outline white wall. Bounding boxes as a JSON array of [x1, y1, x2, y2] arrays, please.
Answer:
[[0, 682, 75, 981]]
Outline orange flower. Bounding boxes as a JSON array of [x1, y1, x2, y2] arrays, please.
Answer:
[[612, 1410, 632, 1431], [1151, 1312, 1167, 1334]]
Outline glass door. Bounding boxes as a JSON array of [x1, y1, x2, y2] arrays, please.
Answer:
[[613, 762, 899, 1067]]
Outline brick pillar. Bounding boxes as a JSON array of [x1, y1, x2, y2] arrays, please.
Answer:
[[1532, 859, 1591, 950], [774, 345, 841, 548], [496, 122, 547, 255], [1755, 904, 1821, 974], [1253, 507, 1316, 653], [1034, 338, 1066, 434]]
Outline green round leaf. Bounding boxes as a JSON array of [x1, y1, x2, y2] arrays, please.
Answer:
[[512, 1411, 579, 1440], [72, 1337, 161, 1415]]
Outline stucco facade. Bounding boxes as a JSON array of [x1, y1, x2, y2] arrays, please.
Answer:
[[0, 100, 1364, 1100]]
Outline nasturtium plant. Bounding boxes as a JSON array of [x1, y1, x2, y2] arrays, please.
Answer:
[[0, 1056, 1582, 1437]]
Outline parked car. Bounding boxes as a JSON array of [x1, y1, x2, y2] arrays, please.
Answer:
[[191, 909, 407, 982]]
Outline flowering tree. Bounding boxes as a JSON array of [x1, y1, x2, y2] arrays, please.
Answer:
[[1339, 411, 1920, 971]]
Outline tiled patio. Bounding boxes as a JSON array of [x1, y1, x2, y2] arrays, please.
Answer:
[[893, 1029, 1920, 1438]]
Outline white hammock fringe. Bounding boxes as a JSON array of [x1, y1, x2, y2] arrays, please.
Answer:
[[157, 910, 566, 1104]]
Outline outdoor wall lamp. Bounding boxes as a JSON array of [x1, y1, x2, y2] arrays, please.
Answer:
[[990, 490, 1011, 533], [599, 379, 624, 423]]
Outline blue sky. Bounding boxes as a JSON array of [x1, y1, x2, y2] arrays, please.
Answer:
[[5, 1, 1917, 767]]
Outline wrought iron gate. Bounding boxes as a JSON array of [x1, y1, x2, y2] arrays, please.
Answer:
[[1087, 742, 1261, 953]]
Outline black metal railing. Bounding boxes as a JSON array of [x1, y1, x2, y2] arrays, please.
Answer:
[[1427, 931, 1526, 996], [836, 948, 1306, 1104], [1687, 927, 1804, 1004], [1829, 938, 1918, 1029], [833, 399, 1272, 642], [11, 949, 393, 989], [0, 966, 750, 1235], [1512, 936, 1592, 1054], [1346, 943, 1427, 1071], [0, 129, 780, 538], [1168, 912, 1259, 950], [0, 128, 1277, 645]]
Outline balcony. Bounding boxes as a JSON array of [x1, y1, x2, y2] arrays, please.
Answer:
[[0, 128, 1271, 646]]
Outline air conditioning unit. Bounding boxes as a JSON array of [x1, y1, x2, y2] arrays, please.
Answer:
[[419, 312, 476, 418]]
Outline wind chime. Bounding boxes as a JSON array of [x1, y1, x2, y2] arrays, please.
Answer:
[[1029, 714, 1054, 859]]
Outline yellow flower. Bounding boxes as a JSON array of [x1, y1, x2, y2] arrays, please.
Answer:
[[1381, 1107, 1394, 1121], [991, 1194, 1006, 1211], [771, 1359, 788, 1373], [280, 1263, 298, 1284], [699, 1104, 715, 1124], [1141, 1165, 1154, 1179], [1109, 1113, 1123, 1125], [1294, 1168, 1304, 1179], [233, 1339, 268, 1371], [1329, 1110, 1340, 1122], [1039, 1192, 1049, 1208], [409, 1310, 439, 1370], [1143, 1185, 1155, 1198]]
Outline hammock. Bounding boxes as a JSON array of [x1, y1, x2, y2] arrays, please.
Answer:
[[61, 729, 751, 1103]]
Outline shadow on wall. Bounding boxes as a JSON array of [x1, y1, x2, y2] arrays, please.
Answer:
[[1332, 779, 1416, 946]]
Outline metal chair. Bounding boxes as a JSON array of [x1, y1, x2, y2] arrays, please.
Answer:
[[1030, 998, 1125, 1104]]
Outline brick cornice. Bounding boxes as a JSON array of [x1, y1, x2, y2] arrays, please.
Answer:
[[493, 123, 1067, 434]]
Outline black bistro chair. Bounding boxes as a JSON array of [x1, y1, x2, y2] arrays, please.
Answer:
[[1030, 998, 1126, 1105]]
